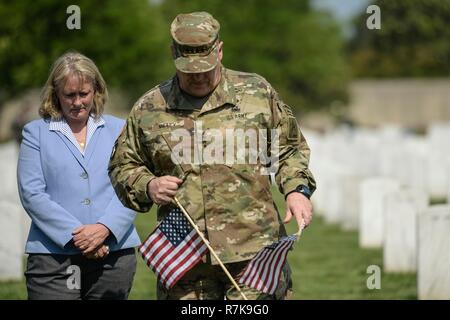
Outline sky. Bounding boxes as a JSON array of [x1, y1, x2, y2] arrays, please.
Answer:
[[312, 0, 371, 21], [312, 0, 372, 37]]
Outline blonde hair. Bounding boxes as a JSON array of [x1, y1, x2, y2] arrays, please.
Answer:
[[39, 51, 108, 120]]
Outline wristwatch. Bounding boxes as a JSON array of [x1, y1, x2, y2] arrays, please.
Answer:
[[294, 184, 312, 199]]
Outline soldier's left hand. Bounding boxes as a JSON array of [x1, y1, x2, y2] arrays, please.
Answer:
[[284, 192, 313, 230], [72, 223, 111, 254]]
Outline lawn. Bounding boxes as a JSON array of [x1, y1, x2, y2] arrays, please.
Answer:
[[0, 187, 416, 300]]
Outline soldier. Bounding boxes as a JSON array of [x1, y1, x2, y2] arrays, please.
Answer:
[[108, 11, 316, 300]]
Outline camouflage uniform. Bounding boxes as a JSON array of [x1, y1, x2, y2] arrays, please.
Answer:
[[108, 11, 316, 300]]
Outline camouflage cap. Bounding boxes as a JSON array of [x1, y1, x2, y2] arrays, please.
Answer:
[[170, 12, 220, 73]]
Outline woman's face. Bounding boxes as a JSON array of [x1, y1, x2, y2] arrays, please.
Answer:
[[57, 74, 94, 125]]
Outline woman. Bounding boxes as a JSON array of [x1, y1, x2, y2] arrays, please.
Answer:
[[17, 51, 141, 300]]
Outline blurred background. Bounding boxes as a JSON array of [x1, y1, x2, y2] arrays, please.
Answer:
[[1, 0, 449, 299]]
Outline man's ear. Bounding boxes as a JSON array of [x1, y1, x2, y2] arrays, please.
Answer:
[[217, 41, 224, 62]]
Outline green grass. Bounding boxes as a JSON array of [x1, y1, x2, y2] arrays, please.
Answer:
[[0, 278, 27, 300], [0, 187, 417, 300]]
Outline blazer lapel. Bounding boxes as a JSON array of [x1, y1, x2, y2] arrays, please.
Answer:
[[84, 124, 103, 166], [53, 131, 87, 171]]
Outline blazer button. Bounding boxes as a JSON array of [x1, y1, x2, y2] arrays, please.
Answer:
[[80, 172, 88, 179], [82, 198, 91, 205]]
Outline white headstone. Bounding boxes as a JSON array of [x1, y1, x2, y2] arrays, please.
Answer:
[[401, 137, 428, 192], [340, 174, 363, 231], [0, 142, 31, 251], [447, 159, 450, 203], [322, 164, 352, 224], [0, 201, 24, 280], [426, 123, 450, 198], [383, 189, 428, 272], [0, 142, 20, 202], [359, 177, 401, 248], [418, 205, 450, 300]]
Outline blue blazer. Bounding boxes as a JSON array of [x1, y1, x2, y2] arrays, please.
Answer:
[[17, 115, 141, 254]]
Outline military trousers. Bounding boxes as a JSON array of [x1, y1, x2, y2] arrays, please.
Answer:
[[156, 260, 293, 300]]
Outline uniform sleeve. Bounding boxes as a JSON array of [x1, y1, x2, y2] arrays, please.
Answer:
[[269, 87, 316, 198], [108, 107, 156, 212], [17, 123, 83, 248]]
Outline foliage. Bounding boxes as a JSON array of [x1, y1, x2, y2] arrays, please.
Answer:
[[349, 0, 450, 77], [0, 1, 349, 114], [161, 0, 349, 112], [0, 0, 172, 108]]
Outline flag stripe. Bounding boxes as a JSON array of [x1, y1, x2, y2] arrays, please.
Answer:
[[164, 237, 208, 287], [139, 208, 208, 289], [240, 243, 270, 284], [141, 232, 171, 269], [248, 247, 273, 289], [158, 232, 202, 281], [254, 244, 280, 292], [239, 235, 297, 294], [265, 240, 292, 292], [257, 240, 291, 292], [256, 240, 291, 293]]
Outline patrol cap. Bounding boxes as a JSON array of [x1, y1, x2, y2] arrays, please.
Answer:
[[170, 11, 220, 73]]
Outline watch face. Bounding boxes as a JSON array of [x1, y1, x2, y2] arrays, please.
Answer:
[[297, 185, 311, 197]]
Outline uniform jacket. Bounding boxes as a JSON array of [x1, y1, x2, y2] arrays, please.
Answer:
[[109, 67, 316, 264], [18, 115, 141, 254]]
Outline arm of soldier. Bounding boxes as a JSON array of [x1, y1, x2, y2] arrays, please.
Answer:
[[108, 107, 157, 213], [269, 88, 316, 229]]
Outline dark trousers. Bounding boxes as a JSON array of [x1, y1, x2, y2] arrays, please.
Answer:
[[25, 248, 136, 300]]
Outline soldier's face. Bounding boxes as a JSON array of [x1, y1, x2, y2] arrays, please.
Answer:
[[57, 74, 94, 125], [176, 41, 223, 98], [177, 64, 222, 98]]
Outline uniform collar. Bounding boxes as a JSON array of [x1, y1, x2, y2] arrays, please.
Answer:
[[167, 66, 237, 114]]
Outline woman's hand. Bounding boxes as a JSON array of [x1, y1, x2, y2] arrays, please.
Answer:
[[72, 223, 110, 254]]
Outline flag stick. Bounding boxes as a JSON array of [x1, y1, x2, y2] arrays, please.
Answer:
[[174, 196, 248, 300], [294, 220, 306, 241]]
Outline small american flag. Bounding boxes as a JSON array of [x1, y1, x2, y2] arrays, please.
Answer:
[[139, 207, 208, 289], [238, 234, 297, 294]]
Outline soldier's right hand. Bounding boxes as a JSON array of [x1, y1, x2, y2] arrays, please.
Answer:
[[147, 176, 183, 205]]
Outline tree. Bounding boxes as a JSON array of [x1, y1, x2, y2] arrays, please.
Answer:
[[0, 0, 349, 114], [350, 0, 450, 77], [160, 0, 349, 113], [0, 0, 172, 111]]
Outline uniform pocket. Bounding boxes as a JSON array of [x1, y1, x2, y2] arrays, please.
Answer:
[[287, 117, 299, 142], [140, 129, 187, 177]]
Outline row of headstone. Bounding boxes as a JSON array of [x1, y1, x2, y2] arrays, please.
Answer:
[[0, 142, 30, 281], [305, 123, 450, 300], [307, 123, 450, 217], [359, 174, 450, 300], [360, 177, 450, 299]]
